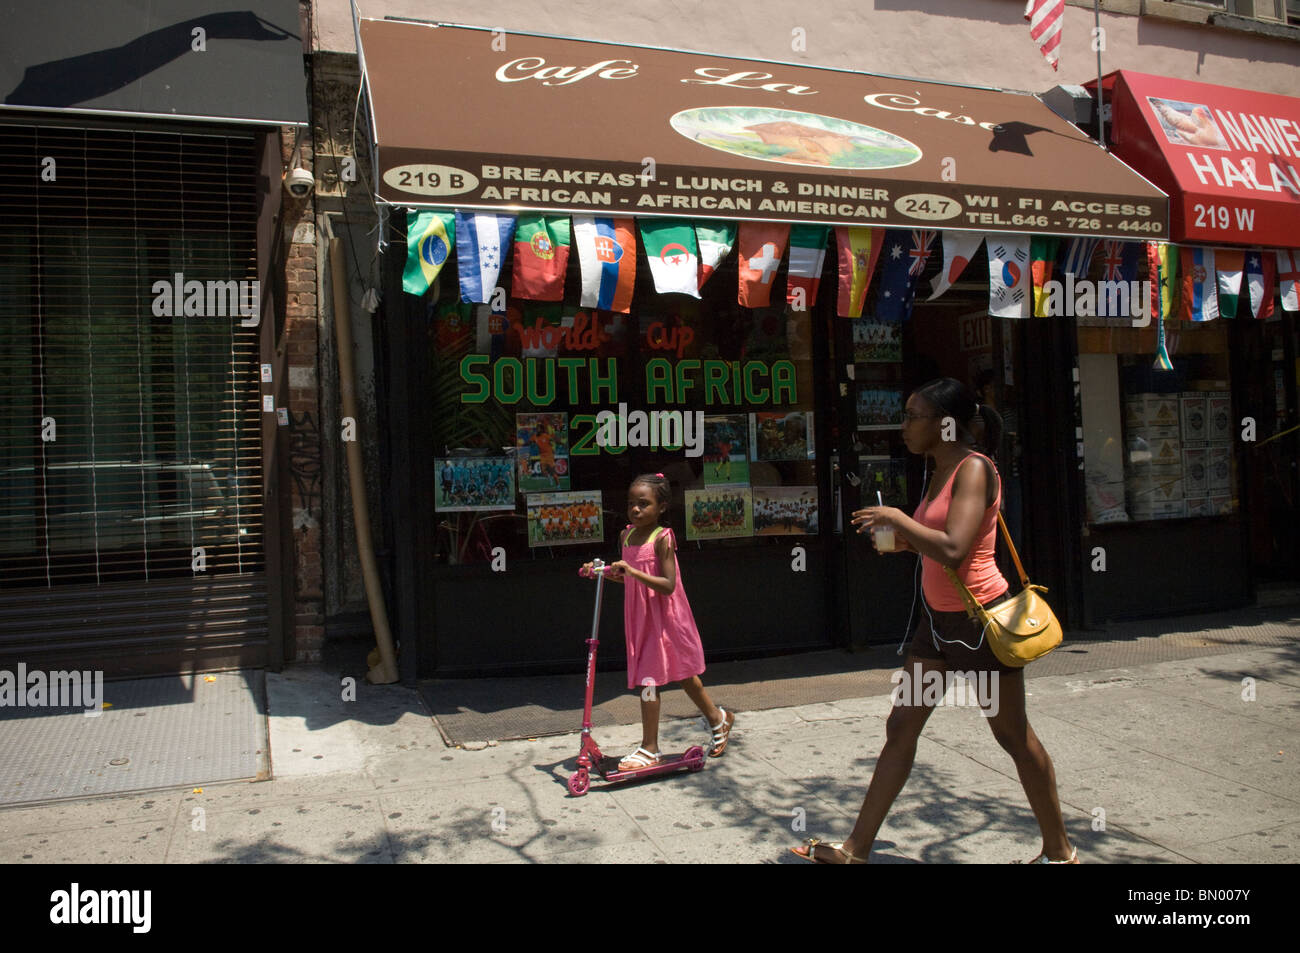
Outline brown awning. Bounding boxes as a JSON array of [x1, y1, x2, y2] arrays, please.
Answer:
[[359, 19, 1167, 239]]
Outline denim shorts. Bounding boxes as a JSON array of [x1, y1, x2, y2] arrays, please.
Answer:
[[907, 589, 1019, 676]]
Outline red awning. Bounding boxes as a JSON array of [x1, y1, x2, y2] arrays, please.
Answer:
[[1096, 70, 1300, 247]]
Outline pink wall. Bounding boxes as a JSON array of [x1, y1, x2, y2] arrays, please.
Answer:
[[320, 0, 1299, 96]]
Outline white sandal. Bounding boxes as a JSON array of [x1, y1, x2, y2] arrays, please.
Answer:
[[709, 708, 735, 758], [1015, 846, 1079, 864], [617, 746, 661, 771]]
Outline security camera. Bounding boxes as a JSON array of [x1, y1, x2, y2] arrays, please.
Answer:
[[284, 167, 315, 198]]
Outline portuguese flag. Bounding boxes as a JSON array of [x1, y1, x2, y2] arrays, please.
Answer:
[[512, 214, 571, 301]]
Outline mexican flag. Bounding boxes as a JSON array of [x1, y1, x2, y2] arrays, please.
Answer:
[[511, 215, 571, 301], [1216, 249, 1244, 319], [639, 218, 700, 298], [786, 224, 829, 311], [695, 222, 736, 288]]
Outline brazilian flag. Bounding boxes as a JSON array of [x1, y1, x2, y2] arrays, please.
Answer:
[[403, 211, 455, 295]]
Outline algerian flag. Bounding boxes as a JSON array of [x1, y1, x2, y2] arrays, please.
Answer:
[[403, 210, 455, 296], [639, 218, 701, 298], [695, 222, 736, 288], [1217, 249, 1244, 319]]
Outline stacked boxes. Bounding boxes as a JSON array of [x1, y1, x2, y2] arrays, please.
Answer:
[[1126, 390, 1234, 520]]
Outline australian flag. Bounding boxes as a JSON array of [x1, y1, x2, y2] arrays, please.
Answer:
[[875, 229, 935, 322]]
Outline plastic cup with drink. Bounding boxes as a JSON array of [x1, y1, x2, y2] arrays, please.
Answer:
[[872, 489, 895, 552]]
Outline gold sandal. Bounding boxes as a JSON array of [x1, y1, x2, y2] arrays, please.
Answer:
[[790, 837, 867, 864]]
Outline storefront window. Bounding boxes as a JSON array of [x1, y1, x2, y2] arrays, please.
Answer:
[[425, 232, 821, 565], [1079, 317, 1235, 524]]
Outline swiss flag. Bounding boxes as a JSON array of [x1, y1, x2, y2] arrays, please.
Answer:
[[737, 222, 790, 308]]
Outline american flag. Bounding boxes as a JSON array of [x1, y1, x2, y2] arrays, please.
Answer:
[[1024, 0, 1064, 71]]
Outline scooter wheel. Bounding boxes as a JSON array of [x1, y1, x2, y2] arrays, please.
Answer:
[[568, 769, 590, 796], [684, 745, 706, 771]]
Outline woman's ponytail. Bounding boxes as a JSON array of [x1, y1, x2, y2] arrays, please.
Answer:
[[975, 402, 1003, 456]]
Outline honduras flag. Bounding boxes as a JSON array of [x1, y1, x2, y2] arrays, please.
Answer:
[[402, 211, 454, 296], [573, 216, 637, 313], [455, 211, 516, 304]]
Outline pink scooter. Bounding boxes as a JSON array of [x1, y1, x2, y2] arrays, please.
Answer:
[[568, 559, 705, 796]]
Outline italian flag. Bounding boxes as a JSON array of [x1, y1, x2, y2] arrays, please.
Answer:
[[639, 218, 701, 298]]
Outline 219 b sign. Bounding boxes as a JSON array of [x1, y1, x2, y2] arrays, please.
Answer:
[[383, 164, 479, 196]]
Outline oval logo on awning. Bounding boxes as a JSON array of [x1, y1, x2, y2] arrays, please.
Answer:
[[670, 107, 921, 170], [383, 164, 479, 196], [894, 193, 963, 221]]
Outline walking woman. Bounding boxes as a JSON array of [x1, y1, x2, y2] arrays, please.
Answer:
[[792, 378, 1076, 864]]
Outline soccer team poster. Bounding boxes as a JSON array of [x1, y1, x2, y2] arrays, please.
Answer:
[[685, 487, 753, 541], [753, 486, 819, 535], [526, 491, 603, 547], [857, 388, 903, 430], [434, 456, 515, 511]]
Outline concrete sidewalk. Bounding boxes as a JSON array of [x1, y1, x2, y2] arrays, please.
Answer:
[[1, 637, 1296, 863]]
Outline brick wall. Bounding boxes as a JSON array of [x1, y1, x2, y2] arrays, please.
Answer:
[[281, 123, 324, 662]]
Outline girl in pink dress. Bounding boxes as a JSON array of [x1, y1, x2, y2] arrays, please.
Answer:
[[585, 473, 735, 772]]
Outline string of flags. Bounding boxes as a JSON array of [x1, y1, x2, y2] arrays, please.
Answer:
[[401, 209, 1300, 320]]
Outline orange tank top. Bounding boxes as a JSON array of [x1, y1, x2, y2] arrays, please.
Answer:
[[913, 451, 1007, 612]]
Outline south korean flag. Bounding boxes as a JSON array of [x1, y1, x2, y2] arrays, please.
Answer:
[[987, 237, 1032, 319]]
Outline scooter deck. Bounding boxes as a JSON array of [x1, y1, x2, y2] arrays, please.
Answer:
[[594, 747, 705, 783], [568, 744, 705, 796]]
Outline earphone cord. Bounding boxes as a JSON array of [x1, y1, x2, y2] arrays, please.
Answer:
[[896, 458, 929, 656]]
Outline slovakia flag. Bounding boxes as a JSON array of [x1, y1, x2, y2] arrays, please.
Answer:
[[573, 217, 637, 313]]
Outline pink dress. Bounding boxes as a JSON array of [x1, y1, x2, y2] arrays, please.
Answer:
[[620, 525, 706, 690]]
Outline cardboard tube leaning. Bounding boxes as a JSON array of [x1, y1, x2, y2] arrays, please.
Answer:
[[329, 235, 399, 684]]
